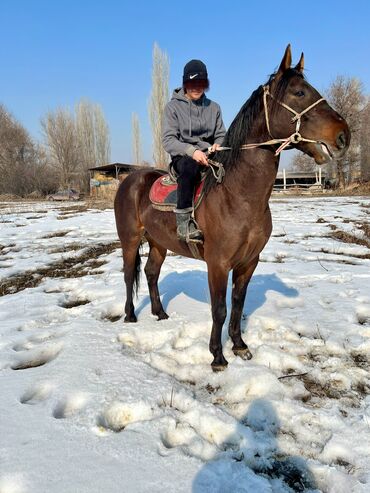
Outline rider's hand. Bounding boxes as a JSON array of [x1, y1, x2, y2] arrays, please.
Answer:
[[192, 149, 208, 166], [209, 143, 221, 153]]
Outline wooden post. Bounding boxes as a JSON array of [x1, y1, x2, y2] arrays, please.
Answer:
[[283, 168, 286, 190]]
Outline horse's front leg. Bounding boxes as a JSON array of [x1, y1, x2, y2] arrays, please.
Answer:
[[207, 263, 229, 371], [229, 257, 259, 360]]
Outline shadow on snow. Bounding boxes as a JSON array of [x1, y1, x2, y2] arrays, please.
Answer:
[[136, 271, 299, 324], [192, 399, 318, 492]]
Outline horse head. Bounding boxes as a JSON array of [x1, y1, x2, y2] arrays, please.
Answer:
[[267, 44, 350, 164]]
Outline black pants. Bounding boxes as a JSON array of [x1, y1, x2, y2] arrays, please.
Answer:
[[171, 156, 201, 210]]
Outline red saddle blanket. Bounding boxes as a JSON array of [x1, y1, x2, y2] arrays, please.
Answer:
[[149, 174, 205, 211]]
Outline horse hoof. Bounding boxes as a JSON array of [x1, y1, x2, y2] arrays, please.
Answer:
[[157, 311, 169, 321], [211, 355, 228, 372], [233, 347, 253, 360], [124, 315, 137, 323]]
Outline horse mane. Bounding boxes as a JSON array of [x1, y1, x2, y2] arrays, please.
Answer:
[[203, 68, 305, 194]]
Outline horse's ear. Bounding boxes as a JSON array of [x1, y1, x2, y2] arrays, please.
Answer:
[[277, 44, 292, 74], [295, 52, 304, 73]]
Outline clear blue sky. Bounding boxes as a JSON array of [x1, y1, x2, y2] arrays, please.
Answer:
[[1, 0, 369, 167]]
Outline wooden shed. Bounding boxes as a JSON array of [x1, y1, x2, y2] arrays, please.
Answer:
[[89, 163, 144, 200]]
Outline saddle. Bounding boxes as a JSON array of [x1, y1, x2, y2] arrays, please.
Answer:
[[149, 172, 206, 211]]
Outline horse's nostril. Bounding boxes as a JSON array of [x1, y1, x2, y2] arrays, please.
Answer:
[[336, 131, 346, 149]]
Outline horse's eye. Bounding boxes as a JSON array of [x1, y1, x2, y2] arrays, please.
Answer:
[[295, 90, 305, 97]]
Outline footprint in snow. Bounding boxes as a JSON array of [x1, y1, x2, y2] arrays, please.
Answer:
[[11, 342, 63, 370], [98, 401, 154, 432], [20, 381, 54, 405], [53, 392, 89, 419], [12, 330, 63, 352]]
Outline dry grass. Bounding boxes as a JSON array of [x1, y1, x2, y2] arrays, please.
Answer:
[[357, 222, 370, 238], [42, 231, 70, 239], [330, 230, 370, 249], [0, 241, 120, 296], [49, 243, 85, 254]]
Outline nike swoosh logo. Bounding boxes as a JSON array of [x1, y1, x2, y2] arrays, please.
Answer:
[[189, 74, 198, 79]]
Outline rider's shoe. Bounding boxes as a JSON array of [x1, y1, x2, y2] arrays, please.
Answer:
[[175, 210, 204, 244]]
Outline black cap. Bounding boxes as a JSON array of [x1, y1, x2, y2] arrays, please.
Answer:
[[183, 59, 208, 84]]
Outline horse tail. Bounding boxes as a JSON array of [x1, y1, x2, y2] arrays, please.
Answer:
[[133, 243, 142, 298]]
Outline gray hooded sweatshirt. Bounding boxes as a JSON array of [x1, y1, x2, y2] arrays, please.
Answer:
[[162, 88, 226, 158]]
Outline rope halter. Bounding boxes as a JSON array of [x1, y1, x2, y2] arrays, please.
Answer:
[[240, 84, 326, 156]]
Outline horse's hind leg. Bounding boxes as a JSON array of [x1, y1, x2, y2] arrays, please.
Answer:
[[228, 257, 259, 360], [121, 237, 142, 322], [144, 237, 168, 320]]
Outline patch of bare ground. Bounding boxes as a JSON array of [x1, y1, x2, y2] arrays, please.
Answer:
[[42, 231, 70, 238], [0, 243, 16, 255], [85, 198, 113, 210], [317, 247, 366, 261], [329, 229, 370, 250], [351, 352, 369, 368], [296, 373, 366, 407], [0, 241, 120, 296], [49, 243, 85, 254], [60, 299, 90, 309], [58, 205, 88, 213], [357, 222, 370, 238], [103, 314, 122, 322]]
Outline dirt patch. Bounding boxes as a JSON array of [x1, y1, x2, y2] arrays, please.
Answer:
[[58, 205, 88, 214], [61, 299, 90, 309], [318, 247, 368, 261], [357, 222, 370, 239], [103, 314, 122, 322], [49, 243, 85, 254], [0, 241, 120, 296], [0, 243, 16, 255], [42, 231, 70, 238], [301, 374, 346, 400], [351, 352, 369, 368], [329, 230, 370, 249]]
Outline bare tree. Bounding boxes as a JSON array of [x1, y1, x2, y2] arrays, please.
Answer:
[[325, 76, 365, 187], [131, 112, 142, 164], [75, 99, 110, 191], [289, 152, 316, 172], [0, 104, 57, 196], [148, 43, 170, 169], [41, 108, 80, 188], [94, 104, 110, 166], [360, 98, 370, 182]]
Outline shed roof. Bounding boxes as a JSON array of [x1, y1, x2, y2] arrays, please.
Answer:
[[89, 163, 146, 172]]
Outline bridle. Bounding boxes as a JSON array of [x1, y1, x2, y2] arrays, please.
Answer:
[[239, 84, 326, 156], [207, 83, 326, 182]]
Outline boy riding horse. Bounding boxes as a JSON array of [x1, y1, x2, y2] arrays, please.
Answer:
[[162, 59, 226, 243]]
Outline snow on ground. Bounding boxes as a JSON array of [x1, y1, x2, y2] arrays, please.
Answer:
[[0, 196, 370, 493]]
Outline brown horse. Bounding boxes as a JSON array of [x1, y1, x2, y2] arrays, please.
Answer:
[[114, 45, 350, 370]]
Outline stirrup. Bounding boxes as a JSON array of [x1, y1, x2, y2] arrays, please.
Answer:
[[186, 218, 204, 244]]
